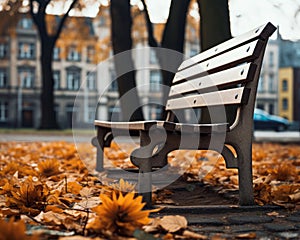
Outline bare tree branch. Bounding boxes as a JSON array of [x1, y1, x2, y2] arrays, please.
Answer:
[[140, 0, 158, 47], [54, 0, 78, 41]]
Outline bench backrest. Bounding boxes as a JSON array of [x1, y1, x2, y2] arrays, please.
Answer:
[[165, 22, 276, 128]]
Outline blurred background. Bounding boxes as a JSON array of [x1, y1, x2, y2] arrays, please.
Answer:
[[0, 0, 299, 134]]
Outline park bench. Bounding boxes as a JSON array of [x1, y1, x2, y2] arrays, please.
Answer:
[[93, 22, 276, 207]]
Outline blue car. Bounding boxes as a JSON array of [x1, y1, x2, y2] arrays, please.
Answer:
[[253, 108, 290, 131]]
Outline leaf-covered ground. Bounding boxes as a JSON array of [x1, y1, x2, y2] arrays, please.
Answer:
[[0, 141, 299, 239]]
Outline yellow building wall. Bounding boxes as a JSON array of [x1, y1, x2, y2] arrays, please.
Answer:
[[278, 68, 293, 120]]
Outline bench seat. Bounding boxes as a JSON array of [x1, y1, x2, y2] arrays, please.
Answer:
[[94, 120, 228, 133]]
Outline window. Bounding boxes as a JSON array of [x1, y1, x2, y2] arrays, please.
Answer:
[[0, 101, 8, 122], [88, 106, 95, 123], [87, 46, 95, 63], [19, 68, 34, 88], [258, 75, 264, 92], [86, 71, 96, 90], [150, 70, 161, 92], [282, 98, 288, 110], [269, 104, 274, 115], [53, 47, 60, 61], [18, 42, 35, 59], [282, 79, 288, 92], [0, 43, 8, 58], [257, 104, 264, 111], [18, 18, 33, 29], [0, 69, 8, 87], [109, 69, 118, 91], [268, 73, 274, 92], [67, 46, 81, 61], [190, 48, 198, 57], [269, 51, 274, 67], [53, 71, 60, 89], [150, 49, 157, 64], [66, 68, 81, 90], [149, 105, 162, 120], [99, 16, 106, 26]]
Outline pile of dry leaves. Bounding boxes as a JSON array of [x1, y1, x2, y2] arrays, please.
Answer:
[[0, 141, 299, 239]]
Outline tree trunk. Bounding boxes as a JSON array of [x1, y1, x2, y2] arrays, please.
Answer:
[[198, 0, 231, 51], [198, 0, 235, 124], [160, 0, 191, 87], [160, 0, 191, 120], [39, 38, 59, 129], [29, 0, 77, 129], [110, 0, 144, 121]]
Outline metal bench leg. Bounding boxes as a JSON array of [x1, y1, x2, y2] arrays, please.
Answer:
[[138, 161, 152, 208], [92, 128, 112, 172], [236, 143, 255, 205]]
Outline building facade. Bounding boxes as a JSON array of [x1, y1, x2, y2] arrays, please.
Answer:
[[5, 8, 298, 128], [278, 67, 300, 122], [256, 39, 280, 115], [0, 13, 99, 128], [0, 8, 200, 128], [277, 33, 300, 122]]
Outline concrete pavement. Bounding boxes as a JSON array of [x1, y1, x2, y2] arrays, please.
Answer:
[[0, 130, 299, 143]]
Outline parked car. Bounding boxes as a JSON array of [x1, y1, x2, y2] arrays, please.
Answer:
[[253, 108, 290, 131]]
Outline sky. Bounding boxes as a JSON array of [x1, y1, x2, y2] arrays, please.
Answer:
[[3, 0, 299, 41], [145, 0, 300, 41]]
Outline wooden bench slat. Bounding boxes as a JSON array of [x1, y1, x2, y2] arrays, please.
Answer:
[[173, 122, 229, 134], [169, 63, 256, 97], [173, 39, 263, 83], [178, 22, 276, 71], [94, 120, 161, 130], [166, 87, 247, 110]]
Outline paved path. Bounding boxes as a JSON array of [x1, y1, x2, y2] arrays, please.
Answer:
[[254, 131, 300, 143], [153, 205, 300, 239], [0, 130, 299, 143]]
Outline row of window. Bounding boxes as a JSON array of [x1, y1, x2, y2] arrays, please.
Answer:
[[0, 100, 96, 124], [0, 68, 96, 90], [258, 78, 289, 93], [0, 42, 96, 62], [108, 70, 162, 92], [0, 100, 162, 124], [0, 101, 8, 122]]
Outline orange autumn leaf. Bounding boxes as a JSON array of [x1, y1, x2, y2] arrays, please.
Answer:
[[0, 218, 38, 240], [6, 176, 49, 215], [38, 159, 61, 177], [67, 181, 83, 195], [89, 192, 152, 236]]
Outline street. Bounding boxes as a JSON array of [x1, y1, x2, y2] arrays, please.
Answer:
[[0, 130, 299, 143], [254, 130, 300, 143]]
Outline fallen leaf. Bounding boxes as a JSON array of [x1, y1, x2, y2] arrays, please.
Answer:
[[183, 230, 207, 239], [235, 232, 256, 239], [159, 215, 188, 233]]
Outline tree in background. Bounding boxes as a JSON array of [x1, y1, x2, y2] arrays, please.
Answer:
[[142, 0, 191, 120], [29, 0, 79, 129], [110, 0, 191, 121], [144, 0, 233, 122], [110, 0, 144, 121], [197, 0, 234, 124]]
